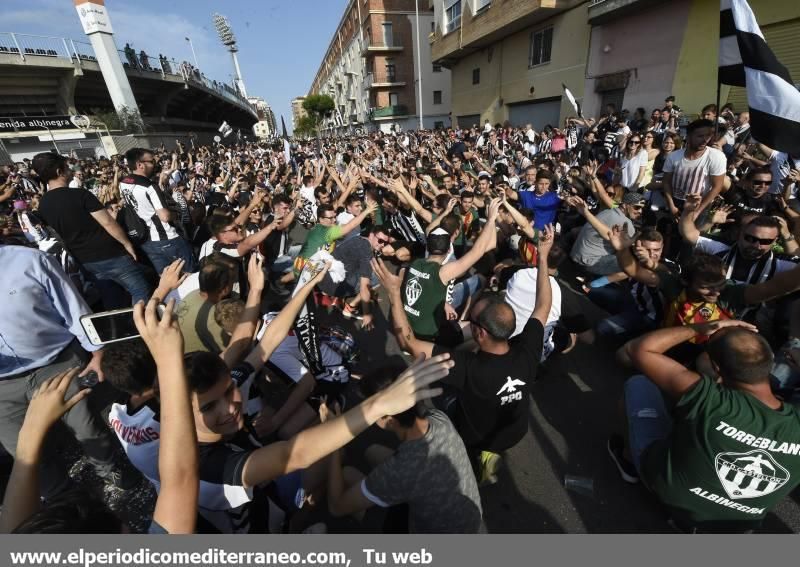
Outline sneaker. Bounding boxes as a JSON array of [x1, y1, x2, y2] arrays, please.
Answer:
[[478, 451, 502, 486], [342, 303, 363, 320], [607, 435, 639, 484]]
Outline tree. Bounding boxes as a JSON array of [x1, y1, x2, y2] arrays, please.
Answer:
[[302, 94, 335, 134], [293, 115, 317, 139]]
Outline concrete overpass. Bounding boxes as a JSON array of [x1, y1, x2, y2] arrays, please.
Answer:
[[0, 32, 258, 131]]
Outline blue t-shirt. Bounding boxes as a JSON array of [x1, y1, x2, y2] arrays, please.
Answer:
[[518, 190, 560, 229]]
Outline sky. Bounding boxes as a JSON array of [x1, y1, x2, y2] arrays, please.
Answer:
[[4, 0, 349, 133]]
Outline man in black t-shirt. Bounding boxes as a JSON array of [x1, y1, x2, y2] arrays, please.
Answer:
[[375, 224, 555, 482], [724, 167, 783, 221], [32, 152, 151, 305]]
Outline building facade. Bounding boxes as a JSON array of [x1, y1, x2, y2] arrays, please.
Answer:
[[430, 0, 589, 130], [291, 96, 308, 132], [309, 0, 452, 134], [583, 0, 800, 119], [248, 96, 277, 138]]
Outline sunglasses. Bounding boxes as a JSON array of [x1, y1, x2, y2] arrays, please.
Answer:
[[743, 234, 776, 246], [751, 180, 771, 186], [698, 281, 727, 292], [376, 237, 390, 245], [322, 215, 337, 220], [629, 140, 642, 145]]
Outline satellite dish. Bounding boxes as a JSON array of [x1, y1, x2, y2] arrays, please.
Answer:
[[213, 135, 222, 143]]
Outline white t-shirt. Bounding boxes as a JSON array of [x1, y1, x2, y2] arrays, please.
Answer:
[[769, 151, 800, 197], [108, 402, 161, 487], [662, 147, 726, 200], [620, 150, 648, 189], [299, 184, 318, 218], [199, 237, 242, 260], [504, 268, 562, 360]]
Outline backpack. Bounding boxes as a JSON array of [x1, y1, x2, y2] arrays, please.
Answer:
[[117, 202, 150, 244]]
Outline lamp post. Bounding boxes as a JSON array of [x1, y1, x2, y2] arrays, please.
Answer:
[[213, 13, 247, 98], [185, 36, 199, 67], [415, 0, 424, 131]]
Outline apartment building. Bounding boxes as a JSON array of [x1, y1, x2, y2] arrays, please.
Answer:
[[430, 0, 589, 130], [248, 96, 277, 138], [309, 0, 452, 134], [291, 96, 308, 133], [584, 0, 800, 118]]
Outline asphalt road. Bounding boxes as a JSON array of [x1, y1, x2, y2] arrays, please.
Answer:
[[331, 277, 800, 534]]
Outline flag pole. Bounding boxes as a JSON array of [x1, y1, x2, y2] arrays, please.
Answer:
[[714, 78, 722, 140]]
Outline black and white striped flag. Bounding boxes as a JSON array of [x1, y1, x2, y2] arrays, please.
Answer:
[[718, 0, 800, 155]]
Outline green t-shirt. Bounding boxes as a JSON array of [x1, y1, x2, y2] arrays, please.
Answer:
[[402, 258, 447, 338], [454, 207, 480, 246], [298, 224, 343, 261], [642, 376, 800, 527]]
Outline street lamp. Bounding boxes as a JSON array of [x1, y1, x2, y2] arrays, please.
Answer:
[[213, 13, 247, 98], [185, 37, 199, 67]]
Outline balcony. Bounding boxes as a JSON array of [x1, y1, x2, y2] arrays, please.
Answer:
[[587, 0, 664, 24], [361, 39, 403, 56], [371, 105, 409, 120], [431, 0, 585, 64], [364, 72, 407, 89]]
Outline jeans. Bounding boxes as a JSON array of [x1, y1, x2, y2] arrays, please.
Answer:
[[0, 343, 116, 497], [142, 237, 197, 276], [450, 274, 484, 309], [83, 254, 152, 304], [271, 244, 302, 275], [624, 375, 673, 473]]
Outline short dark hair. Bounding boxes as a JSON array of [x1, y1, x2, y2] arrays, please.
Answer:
[[706, 328, 774, 384], [460, 190, 475, 200], [31, 152, 68, 182], [359, 362, 418, 427], [124, 148, 153, 167], [547, 244, 567, 269], [536, 171, 554, 183], [639, 229, 664, 243], [101, 339, 157, 395], [427, 232, 451, 255], [208, 212, 236, 236], [369, 224, 390, 236], [684, 253, 725, 284], [440, 213, 461, 236], [199, 257, 236, 294], [434, 194, 451, 209], [184, 351, 230, 394], [382, 192, 400, 207], [475, 294, 516, 340], [745, 216, 781, 231], [314, 186, 329, 199], [744, 166, 773, 181], [687, 119, 715, 134], [344, 194, 362, 208], [272, 194, 292, 207], [316, 204, 335, 220]]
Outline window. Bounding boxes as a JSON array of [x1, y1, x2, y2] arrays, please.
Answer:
[[382, 22, 393, 47], [529, 27, 553, 67], [433, 90, 442, 105], [433, 64, 442, 73], [472, 68, 480, 85], [385, 58, 396, 82], [474, 0, 492, 14], [434, 121, 445, 129], [389, 92, 399, 106], [445, 1, 462, 34]]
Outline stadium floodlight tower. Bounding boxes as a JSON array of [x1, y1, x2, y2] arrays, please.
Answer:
[[212, 13, 247, 98]]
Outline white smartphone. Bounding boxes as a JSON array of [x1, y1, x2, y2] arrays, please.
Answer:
[[80, 305, 165, 346]]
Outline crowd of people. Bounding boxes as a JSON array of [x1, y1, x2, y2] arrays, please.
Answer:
[[1, 94, 799, 534]]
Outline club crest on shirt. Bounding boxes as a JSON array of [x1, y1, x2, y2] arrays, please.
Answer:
[[405, 277, 422, 307], [715, 449, 790, 500]]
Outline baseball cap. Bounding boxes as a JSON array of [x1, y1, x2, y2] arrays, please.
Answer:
[[622, 192, 645, 206]]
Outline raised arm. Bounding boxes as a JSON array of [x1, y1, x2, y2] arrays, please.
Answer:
[[389, 178, 433, 224], [340, 200, 378, 238], [501, 198, 535, 239], [677, 194, 702, 246], [609, 224, 661, 287], [530, 225, 554, 325], [134, 299, 198, 534], [372, 258, 435, 360], [439, 198, 500, 283], [240, 354, 452, 489], [567, 195, 612, 240], [221, 256, 266, 368]]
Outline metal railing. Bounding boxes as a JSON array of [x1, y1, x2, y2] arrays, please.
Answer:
[[364, 72, 405, 88], [0, 32, 254, 113], [372, 105, 409, 119]]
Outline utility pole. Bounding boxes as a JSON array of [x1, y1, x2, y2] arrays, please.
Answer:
[[415, 0, 423, 130]]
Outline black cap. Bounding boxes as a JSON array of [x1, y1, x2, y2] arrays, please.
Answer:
[[665, 95, 676, 102]]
